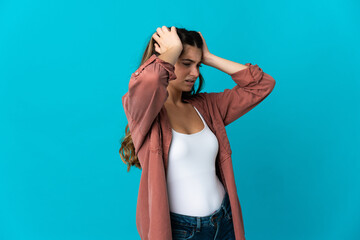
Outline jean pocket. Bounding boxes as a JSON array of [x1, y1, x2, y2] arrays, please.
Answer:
[[171, 223, 195, 240]]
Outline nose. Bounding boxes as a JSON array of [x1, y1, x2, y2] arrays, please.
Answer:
[[190, 66, 200, 78]]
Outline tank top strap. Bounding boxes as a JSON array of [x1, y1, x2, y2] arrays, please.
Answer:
[[193, 106, 207, 127]]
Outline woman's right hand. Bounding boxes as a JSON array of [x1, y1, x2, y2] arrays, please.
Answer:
[[152, 26, 183, 55]]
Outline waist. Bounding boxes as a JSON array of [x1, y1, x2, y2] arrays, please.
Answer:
[[167, 177, 226, 216], [170, 191, 231, 227]]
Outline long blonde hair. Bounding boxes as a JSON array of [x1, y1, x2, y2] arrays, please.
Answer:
[[119, 27, 205, 172]]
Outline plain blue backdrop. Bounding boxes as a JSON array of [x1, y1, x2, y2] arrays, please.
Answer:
[[1, 0, 359, 239]]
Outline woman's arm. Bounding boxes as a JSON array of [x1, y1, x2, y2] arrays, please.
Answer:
[[122, 54, 177, 155], [122, 27, 183, 155], [197, 31, 276, 126], [206, 61, 276, 126], [197, 31, 249, 74], [203, 53, 249, 75]]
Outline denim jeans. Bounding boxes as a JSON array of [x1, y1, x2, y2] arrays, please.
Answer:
[[170, 191, 235, 240]]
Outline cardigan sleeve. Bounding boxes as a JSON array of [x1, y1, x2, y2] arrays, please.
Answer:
[[207, 63, 276, 126], [122, 54, 177, 155]]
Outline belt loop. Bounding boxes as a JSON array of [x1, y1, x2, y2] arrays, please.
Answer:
[[196, 217, 201, 232]]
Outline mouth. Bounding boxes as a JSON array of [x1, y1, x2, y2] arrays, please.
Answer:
[[185, 79, 195, 84]]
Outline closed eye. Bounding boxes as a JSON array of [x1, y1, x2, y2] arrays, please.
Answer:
[[183, 63, 203, 68]]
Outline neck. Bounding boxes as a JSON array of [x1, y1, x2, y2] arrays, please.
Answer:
[[165, 87, 184, 106]]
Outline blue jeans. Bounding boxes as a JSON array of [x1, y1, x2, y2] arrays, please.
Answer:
[[170, 191, 235, 240]]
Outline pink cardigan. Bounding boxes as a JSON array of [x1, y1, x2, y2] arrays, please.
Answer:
[[122, 53, 276, 239]]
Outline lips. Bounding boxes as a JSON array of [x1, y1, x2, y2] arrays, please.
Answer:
[[185, 80, 195, 86]]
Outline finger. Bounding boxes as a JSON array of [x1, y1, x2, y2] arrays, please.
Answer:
[[156, 27, 163, 36], [162, 26, 170, 32], [199, 32, 205, 42], [152, 32, 160, 42], [154, 43, 161, 53]]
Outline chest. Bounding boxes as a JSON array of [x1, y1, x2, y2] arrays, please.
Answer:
[[164, 104, 205, 135]]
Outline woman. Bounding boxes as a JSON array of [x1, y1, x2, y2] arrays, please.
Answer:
[[120, 26, 276, 240]]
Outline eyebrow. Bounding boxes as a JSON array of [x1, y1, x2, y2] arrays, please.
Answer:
[[181, 58, 202, 64]]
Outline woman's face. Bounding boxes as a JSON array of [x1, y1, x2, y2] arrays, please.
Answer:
[[169, 44, 202, 92]]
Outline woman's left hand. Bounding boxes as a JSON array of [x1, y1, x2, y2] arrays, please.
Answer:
[[198, 31, 213, 65]]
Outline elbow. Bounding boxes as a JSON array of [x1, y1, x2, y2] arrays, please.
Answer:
[[264, 73, 276, 93]]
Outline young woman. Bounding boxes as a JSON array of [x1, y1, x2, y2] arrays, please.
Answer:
[[120, 26, 276, 240]]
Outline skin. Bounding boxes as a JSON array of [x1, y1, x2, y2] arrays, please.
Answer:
[[164, 45, 205, 134], [166, 44, 202, 106], [152, 26, 249, 134], [152, 26, 211, 109]]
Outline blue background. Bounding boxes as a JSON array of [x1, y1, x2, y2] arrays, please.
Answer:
[[1, 0, 359, 239]]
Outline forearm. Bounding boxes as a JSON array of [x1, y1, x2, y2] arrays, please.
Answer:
[[204, 53, 249, 75], [157, 46, 183, 66]]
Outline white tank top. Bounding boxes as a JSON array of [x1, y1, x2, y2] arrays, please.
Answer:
[[166, 105, 226, 216]]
